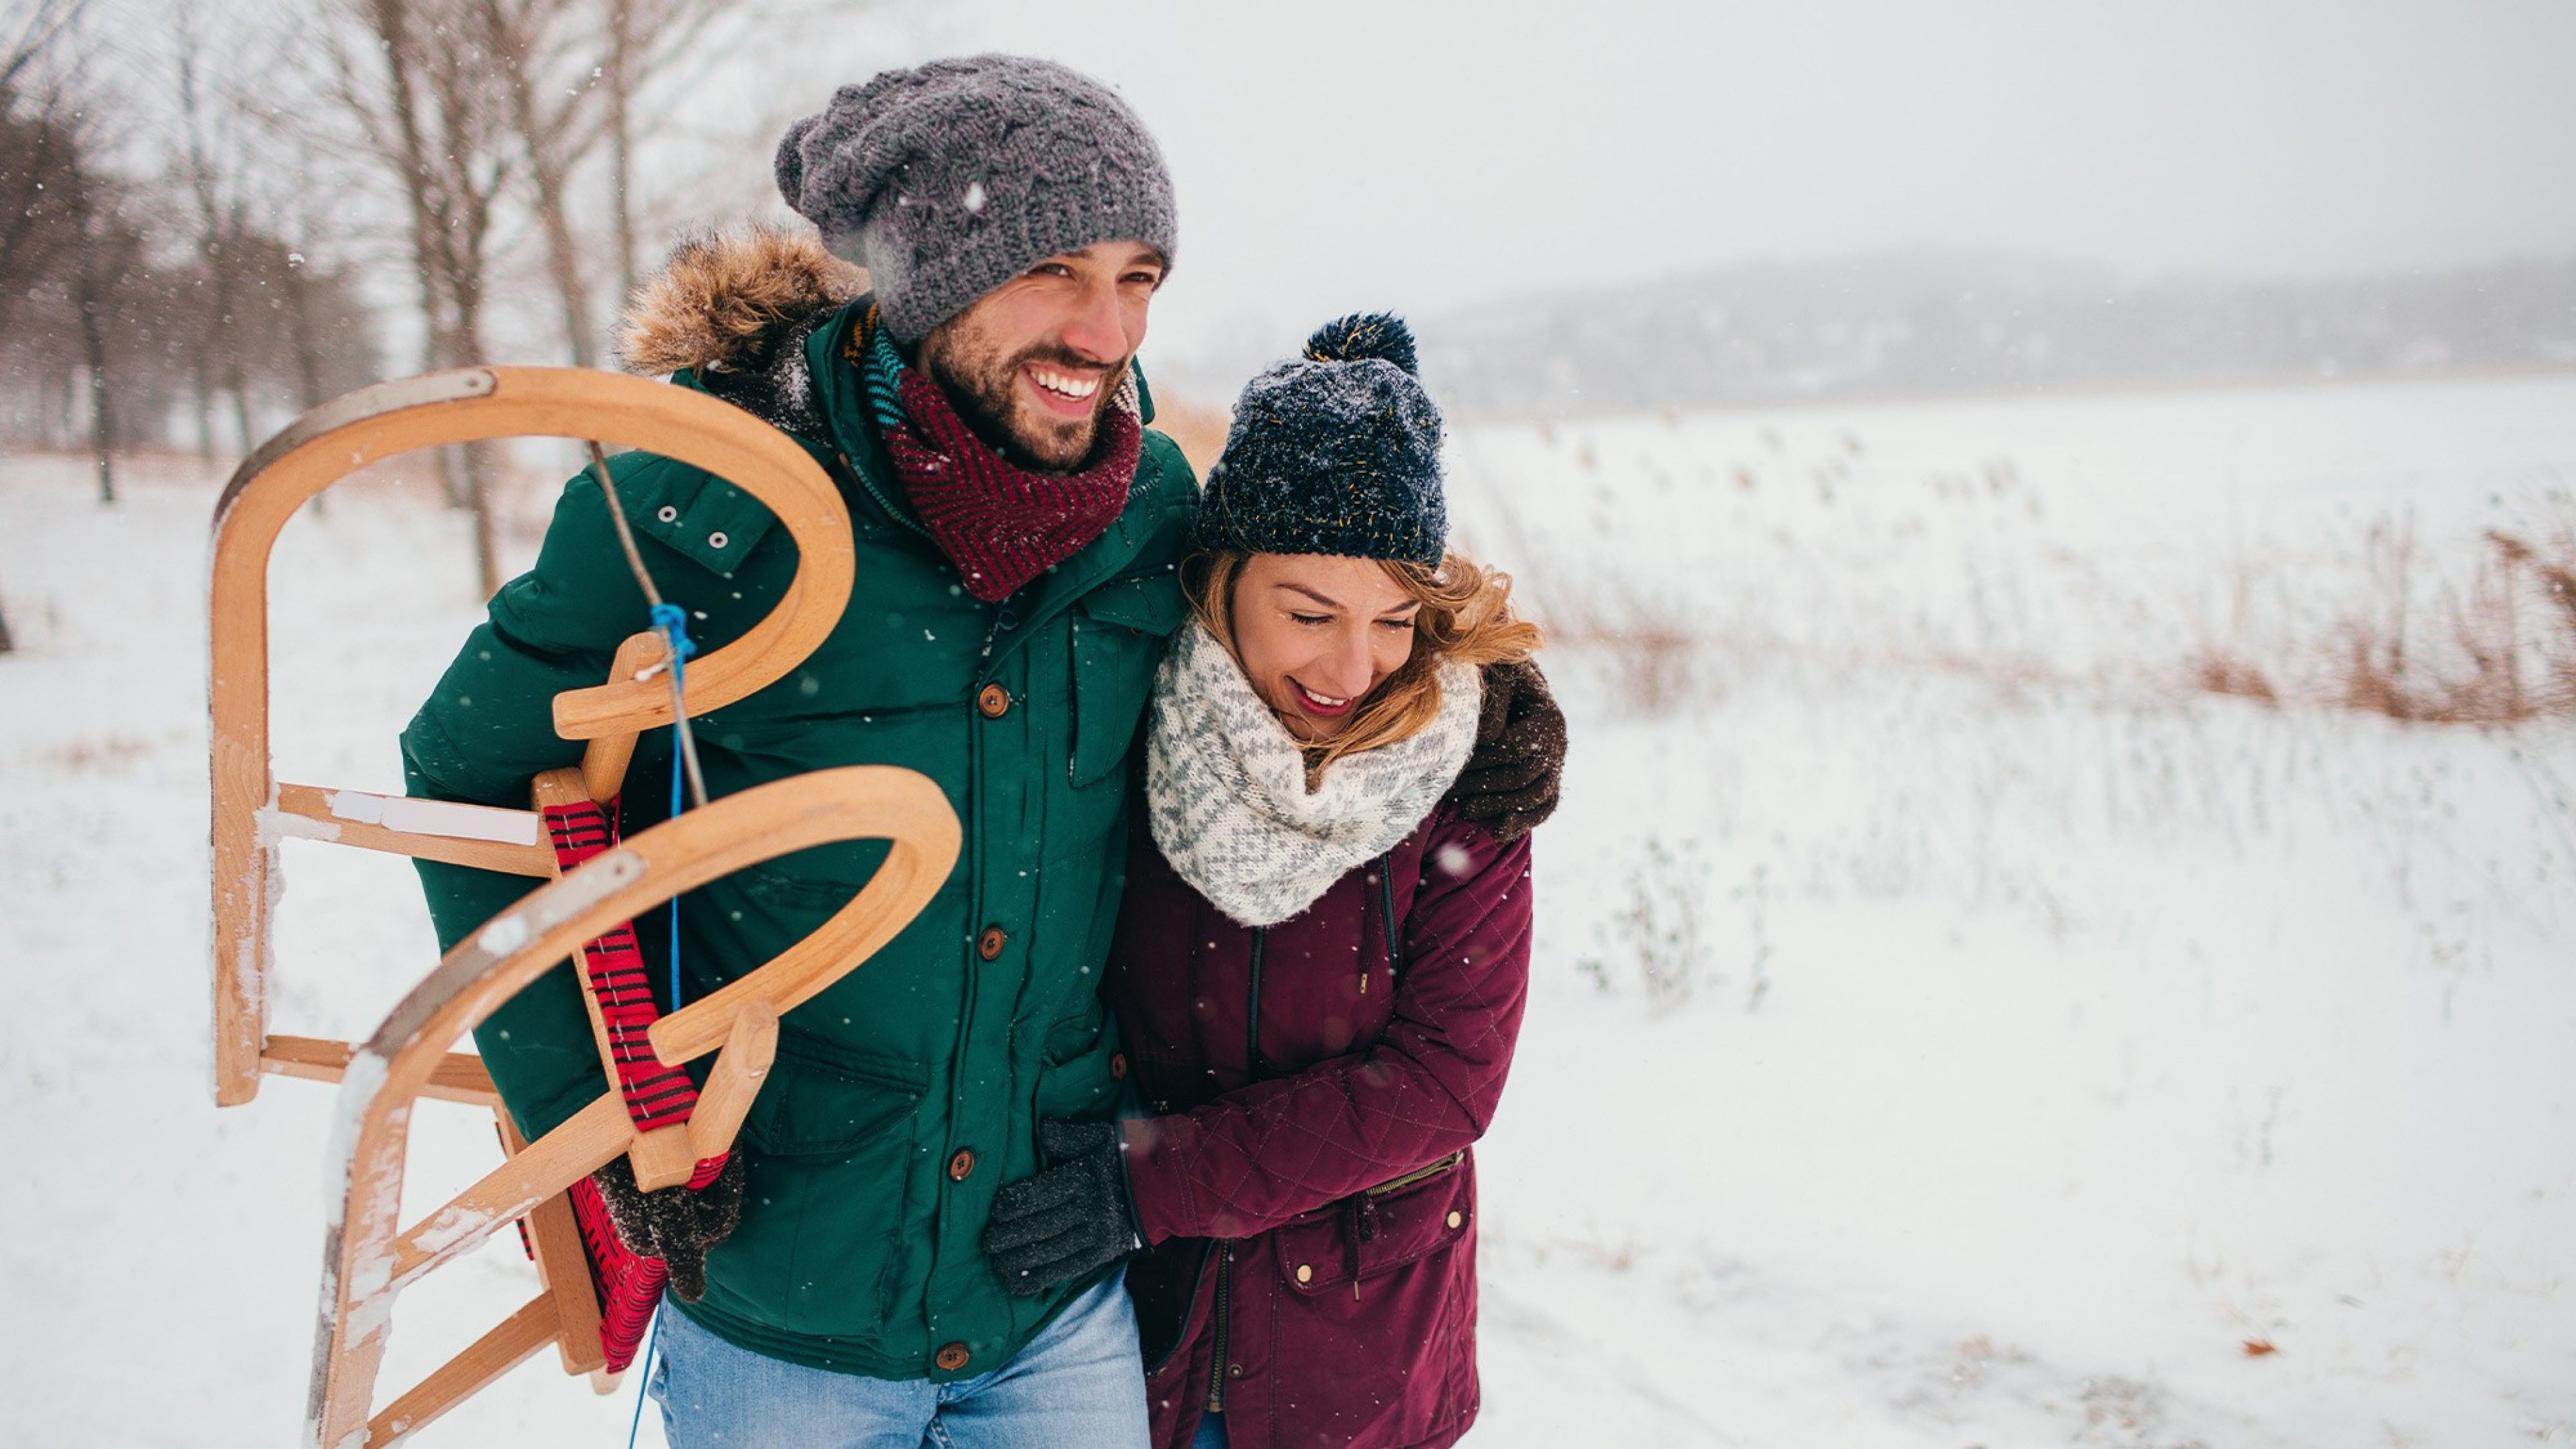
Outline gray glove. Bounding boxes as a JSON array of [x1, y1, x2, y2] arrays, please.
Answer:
[[981, 1119, 1142, 1297], [588, 1152, 746, 1303]]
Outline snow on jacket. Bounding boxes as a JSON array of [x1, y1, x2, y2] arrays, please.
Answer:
[[399, 229, 1199, 1383], [1110, 791, 1535, 1449]]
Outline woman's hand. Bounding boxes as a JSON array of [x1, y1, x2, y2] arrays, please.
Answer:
[[981, 1118, 1144, 1296], [1450, 659, 1566, 841]]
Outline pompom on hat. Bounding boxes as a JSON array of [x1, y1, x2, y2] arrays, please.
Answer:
[[1196, 313, 1447, 567], [773, 56, 1177, 343]]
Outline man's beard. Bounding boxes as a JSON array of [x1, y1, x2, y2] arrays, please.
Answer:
[[917, 326, 1122, 472]]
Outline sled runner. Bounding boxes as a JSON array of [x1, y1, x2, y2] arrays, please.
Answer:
[[207, 368, 957, 1444]]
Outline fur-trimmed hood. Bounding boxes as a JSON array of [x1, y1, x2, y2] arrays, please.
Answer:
[[615, 226, 866, 436]]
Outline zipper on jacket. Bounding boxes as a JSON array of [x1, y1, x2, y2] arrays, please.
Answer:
[[1360, 853, 1403, 997], [1364, 1148, 1466, 1197], [1205, 1242, 1235, 1413]]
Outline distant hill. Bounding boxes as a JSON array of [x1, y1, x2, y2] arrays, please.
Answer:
[[1409, 249, 2576, 417]]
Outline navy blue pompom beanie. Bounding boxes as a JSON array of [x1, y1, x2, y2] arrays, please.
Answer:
[[1195, 313, 1446, 567]]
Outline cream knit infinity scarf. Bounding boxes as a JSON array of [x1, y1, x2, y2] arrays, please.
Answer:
[[1145, 621, 1481, 928]]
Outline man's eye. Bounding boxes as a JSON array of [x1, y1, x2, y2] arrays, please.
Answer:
[[1030, 262, 1074, 278], [1124, 271, 1163, 287]]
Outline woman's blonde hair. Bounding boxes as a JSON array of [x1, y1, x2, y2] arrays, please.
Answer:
[[1182, 547, 1543, 784]]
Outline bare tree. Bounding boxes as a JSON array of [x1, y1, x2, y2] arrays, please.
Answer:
[[4, 2, 140, 502], [0, 1, 87, 342], [172, 3, 265, 458], [476, 0, 730, 368], [58, 115, 138, 502], [312, 0, 521, 593]]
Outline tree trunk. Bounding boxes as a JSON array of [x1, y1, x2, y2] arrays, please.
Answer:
[[519, 109, 595, 368], [73, 237, 114, 504], [606, 2, 637, 308], [284, 251, 330, 516], [483, 0, 593, 368], [191, 351, 219, 463], [451, 279, 501, 596]]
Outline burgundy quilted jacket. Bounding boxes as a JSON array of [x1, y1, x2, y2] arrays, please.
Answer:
[[1109, 796, 1535, 1449]]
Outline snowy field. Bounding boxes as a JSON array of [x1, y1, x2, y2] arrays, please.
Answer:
[[3, 373, 2572, 1447]]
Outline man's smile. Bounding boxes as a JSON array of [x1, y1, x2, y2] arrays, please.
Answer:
[[1024, 362, 1107, 419]]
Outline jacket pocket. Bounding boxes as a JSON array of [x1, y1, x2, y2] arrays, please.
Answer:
[[1069, 571, 1188, 786], [1272, 1155, 1475, 1293], [718, 1036, 928, 1340], [737, 1032, 926, 1157], [1028, 1009, 1120, 1126]]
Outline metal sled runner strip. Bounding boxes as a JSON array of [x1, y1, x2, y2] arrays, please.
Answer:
[[268, 785, 554, 877]]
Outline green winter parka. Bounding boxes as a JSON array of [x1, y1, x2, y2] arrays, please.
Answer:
[[400, 281, 1197, 1381]]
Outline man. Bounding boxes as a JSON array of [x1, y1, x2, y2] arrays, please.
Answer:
[[403, 56, 1191, 1445]]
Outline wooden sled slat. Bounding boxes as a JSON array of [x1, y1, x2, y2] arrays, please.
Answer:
[[361, 1294, 559, 1448], [268, 786, 555, 878], [496, 1112, 609, 1380], [261, 1036, 499, 1108]]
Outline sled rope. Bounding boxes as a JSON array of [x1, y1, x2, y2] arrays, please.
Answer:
[[626, 1309, 663, 1449], [589, 441, 710, 814]]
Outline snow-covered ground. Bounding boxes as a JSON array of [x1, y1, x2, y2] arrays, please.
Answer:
[[3, 374, 2571, 1447]]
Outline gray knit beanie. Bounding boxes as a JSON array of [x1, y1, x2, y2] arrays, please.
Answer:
[[773, 56, 1178, 344], [1197, 314, 1448, 567]]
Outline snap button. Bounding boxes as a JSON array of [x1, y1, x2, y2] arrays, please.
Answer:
[[1295, 1264, 1311, 1284], [706, 530, 729, 549], [934, 1342, 971, 1373], [1447, 1211, 1464, 1230], [1227, 1363, 1244, 1379], [1108, 1053, 1128, 1081], [977, 683, 1010, 718], [655, 505, 678, 523], [947, 1148, 976, 1182], [977, 926, 1006, 961]]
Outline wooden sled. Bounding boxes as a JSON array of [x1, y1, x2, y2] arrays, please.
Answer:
[[206, 368, 947, 1444], [311, 765, 958, 1448]]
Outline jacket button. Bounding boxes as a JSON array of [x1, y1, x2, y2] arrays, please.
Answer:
[[1108, 1053, 1128, 1081], [948, 1148, 976, 1181], [977, 926, 1007, 961], [1227, 1363, 1244, 1379], [934, 1343, 971, 1373], [1295, 1264, 1311, 1284], [977, 683, 1010, 718], [1448, 1211, 1464, 1230]]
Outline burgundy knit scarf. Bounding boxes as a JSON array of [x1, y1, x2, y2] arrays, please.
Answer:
[[861, 315, 1140, 602]]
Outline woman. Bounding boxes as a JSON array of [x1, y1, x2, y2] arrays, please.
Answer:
[[983, 314, 1565, 1448]]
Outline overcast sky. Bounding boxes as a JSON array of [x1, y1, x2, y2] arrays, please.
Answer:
[[818, 0, 2576, 366]]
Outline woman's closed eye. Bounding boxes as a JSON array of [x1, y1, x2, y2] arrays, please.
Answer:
[[1289, 611, 1332, 627]]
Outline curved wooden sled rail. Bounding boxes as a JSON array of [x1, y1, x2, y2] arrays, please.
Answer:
[[209, 366, 855, 1108], [309, 765, 961, 1449]]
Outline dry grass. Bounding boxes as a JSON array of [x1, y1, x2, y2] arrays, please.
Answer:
[[2176, 508, 2576, 725], [2186, 649, 2279, 704], [1538, 584, 1711, 715], [2320, 519, 2576, 724]]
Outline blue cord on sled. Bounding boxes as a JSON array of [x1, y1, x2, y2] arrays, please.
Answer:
[[650, 602, 698, 1013]]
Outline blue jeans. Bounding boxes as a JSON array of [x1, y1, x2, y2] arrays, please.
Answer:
[[1191, 1411, 1228, 1448], [648, 1275, 1150, 1448]]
